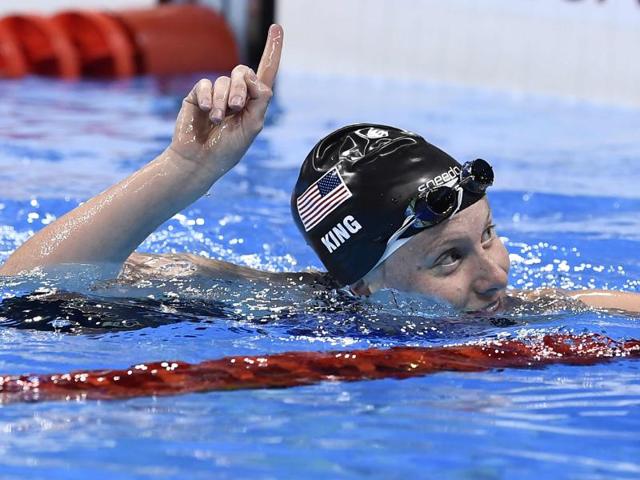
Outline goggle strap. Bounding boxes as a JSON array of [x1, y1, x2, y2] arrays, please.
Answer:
[[351, 215, 416, 286], [455, 185, 464, 212], [364, 236, 412, 280]]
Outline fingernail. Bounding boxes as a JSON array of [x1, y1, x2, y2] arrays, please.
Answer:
[[230, 96, 242, 108], [248, 69, 257, 81], [212, 108, 224, 121]]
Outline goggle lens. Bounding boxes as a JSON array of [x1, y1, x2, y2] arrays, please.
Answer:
[[461, 158, 494, 193], [414, 186, 457, 222]]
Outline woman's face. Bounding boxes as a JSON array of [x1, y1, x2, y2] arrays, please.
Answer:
[[371, 198, 510, 313]]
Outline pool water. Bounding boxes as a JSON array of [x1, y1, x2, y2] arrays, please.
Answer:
[[0, 74, 639, 479]]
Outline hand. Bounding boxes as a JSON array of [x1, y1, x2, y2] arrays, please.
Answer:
[[169, 24, 283, 178]]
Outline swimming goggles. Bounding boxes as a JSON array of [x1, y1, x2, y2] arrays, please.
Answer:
[[408, 158, 494, 229], [366, 159, 494, 275]]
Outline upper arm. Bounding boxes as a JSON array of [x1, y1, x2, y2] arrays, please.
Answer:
[[120, 252, 310, 284]]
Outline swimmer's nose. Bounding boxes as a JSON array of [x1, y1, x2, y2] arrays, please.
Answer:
[[473, 251, 508, 299]]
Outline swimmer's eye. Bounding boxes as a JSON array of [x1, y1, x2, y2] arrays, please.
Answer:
[[434, 249, 462, 269], [482, 223, 496, 243]]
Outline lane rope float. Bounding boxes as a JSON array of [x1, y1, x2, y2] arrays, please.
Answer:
[[1, 334, 638, 403]]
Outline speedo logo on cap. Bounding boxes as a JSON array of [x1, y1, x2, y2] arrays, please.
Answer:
[[418, 166, 461, 192], [321, 215, 362, 253], [296, 167, 352, 232]]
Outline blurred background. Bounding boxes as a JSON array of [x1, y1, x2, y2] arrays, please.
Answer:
[[1, 0, 640, 106]]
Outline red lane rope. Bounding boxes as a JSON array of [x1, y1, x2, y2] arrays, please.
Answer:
[[1, 334, 639, 403]]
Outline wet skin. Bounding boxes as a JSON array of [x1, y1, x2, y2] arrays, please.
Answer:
[[364, 198, 510, 313]]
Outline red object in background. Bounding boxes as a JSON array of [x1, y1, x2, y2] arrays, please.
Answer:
[[0, 5, 239, 79], [112, 4, 239, 75], [52, 11, 134, 78], [0, 21, 27, 77], [0, 14, 79, 78]]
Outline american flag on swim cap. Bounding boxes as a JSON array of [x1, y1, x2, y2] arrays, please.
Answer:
[[296, 167, 352, 232]]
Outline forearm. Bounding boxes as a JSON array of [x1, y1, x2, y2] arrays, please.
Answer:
[[0, 148, 219, 275], [568, 290, 640, 314], [511, 288, 640, 314]]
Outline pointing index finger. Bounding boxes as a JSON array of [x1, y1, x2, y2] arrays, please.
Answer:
[[256, 24, 283, 89]]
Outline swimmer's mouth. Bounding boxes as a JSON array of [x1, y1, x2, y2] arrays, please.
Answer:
[[467, 297, 502, 315]]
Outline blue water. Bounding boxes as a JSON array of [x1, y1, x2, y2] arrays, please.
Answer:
[[0, 74, 639, 479]]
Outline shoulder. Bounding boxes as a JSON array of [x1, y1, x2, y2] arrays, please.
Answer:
[[121, 252, 331, 286]]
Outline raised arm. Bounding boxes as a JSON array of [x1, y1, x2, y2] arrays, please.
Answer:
[[0, 25, 283, 277]]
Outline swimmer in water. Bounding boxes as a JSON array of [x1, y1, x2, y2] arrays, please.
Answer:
[[1, 24, 638, 315]]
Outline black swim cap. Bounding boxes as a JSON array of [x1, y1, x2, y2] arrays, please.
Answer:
[[291, 124, 485, 286]]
